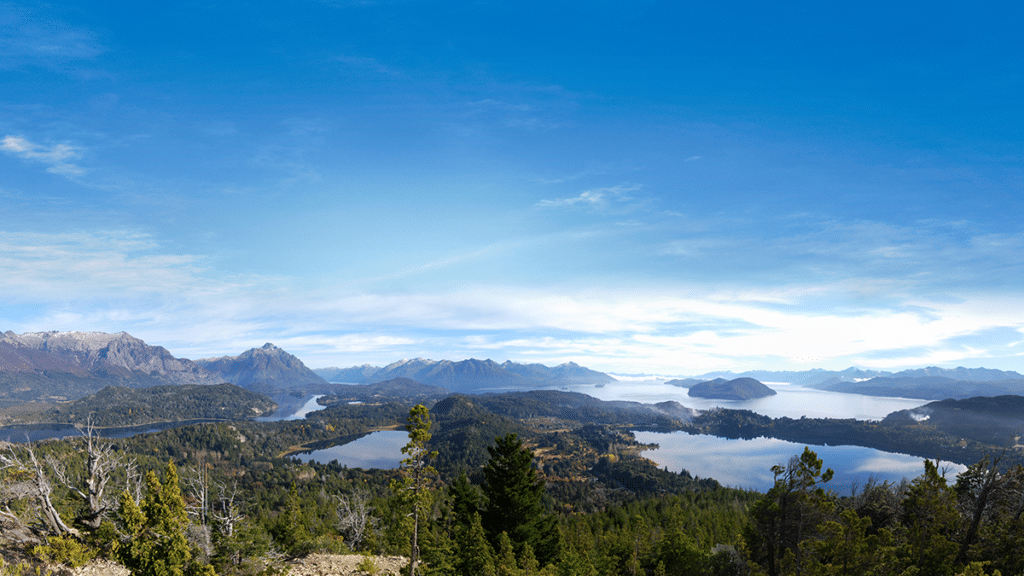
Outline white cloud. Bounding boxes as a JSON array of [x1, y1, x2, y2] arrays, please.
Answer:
[[535, 184, 641, 209], [3, 230, 1024, 374], [1, 135, 85, 176]]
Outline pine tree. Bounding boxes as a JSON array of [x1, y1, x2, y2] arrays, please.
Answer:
[[115, 461, 196, 576], [496, 531, 522, 576], [899, 459, 959, 576], [482, 433, 560, 565], [458, 513, 496, 576], [393, 404, 439, 576]]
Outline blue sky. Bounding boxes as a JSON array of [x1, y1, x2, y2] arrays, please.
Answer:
[[2, 1, 1023, 375]]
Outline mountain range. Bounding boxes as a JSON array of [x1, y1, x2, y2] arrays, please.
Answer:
[[0, 331, 328, 403], [0, 331, 617, 403], [693, 366, 1024, 387], [4, 329, 1024, 406], [314, 358, 616, 393]]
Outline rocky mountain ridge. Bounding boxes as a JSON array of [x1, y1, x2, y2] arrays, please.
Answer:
[[1, 331, 219, 385], [197, 343, 329, 393], [0, 332, 327, 402], [314, 357, 616, 392]]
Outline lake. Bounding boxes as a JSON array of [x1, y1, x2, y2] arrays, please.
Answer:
[[293, 430, 409, 469], [292, 426, 966, 493], [633, 430, 967, 492], [256, 394, 326, 421], [567, 380, 929, 421]]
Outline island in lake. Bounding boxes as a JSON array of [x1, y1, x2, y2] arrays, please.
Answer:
[[688, 377, 777, 400]]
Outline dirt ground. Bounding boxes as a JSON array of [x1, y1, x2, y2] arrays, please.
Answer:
[[286, 554, 409, 576], [50, 554, 409, 576]]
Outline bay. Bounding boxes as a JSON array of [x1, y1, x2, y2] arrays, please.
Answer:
[[634, 430, 967, 492], [570, 381, 928, 420]]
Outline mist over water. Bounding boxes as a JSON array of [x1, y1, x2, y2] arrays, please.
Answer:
[[574, 381, 929, 420]]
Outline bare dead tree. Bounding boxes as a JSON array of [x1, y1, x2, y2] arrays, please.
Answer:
[[211, 480, 244, 538], [45, 416, 125, 530], [0, 442, 80, 538], [184, 457, 212, 557], [211, 480, 246, 566], [335, 489, 377, 551]]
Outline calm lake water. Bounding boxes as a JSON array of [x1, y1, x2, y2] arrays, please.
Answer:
[[293, 426, 967, 493], [256, 394, 326, 422], [572, 381, 929, 421], [294, 430, 409, 469], [633, 430, 967, 492]]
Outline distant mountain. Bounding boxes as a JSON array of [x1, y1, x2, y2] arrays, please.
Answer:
[[197, 343, 328, 394], [811, 376, 1024, 400], [0, 331, 221, 404], [315, 364, 380, 383], [688, 366, 1024, 396], [694, 367, 889, 387], [688, 378, 777, 400], [313, 358, 616, 393], [891, 366, 1024, 381], [665, 378, 703, 388], [883, 395, 1024, 446]]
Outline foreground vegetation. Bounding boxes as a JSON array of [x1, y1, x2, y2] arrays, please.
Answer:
[[0, 390, 1022, 576]]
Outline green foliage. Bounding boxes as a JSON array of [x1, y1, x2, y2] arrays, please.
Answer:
[[45, 384, 278, 426], [746, 447, 836, 576], [115, 461, 204, 576], [482, 433, 560, 565], [457, 513, 496, 576], [0, 559, 33, 576], [357, 556, 378, 575], [898, 459, 959, 576], [32, 535, 97, 567], [393, 404, 439, 576]]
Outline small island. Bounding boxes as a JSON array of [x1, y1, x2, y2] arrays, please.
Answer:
[[687, 377, 777, 400]]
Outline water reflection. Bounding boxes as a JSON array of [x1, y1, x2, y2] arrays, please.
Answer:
[[256, 394, 325, 422], [634, 430, 967, 492], [294, 430, 407, 469]]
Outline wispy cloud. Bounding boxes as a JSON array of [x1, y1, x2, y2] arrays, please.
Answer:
[[535, 184, 641, 209], [0, 5, 104, 67], [3, 227, 1023, 374], [1, 135, 85, 176], [335, 54, 401, 76]]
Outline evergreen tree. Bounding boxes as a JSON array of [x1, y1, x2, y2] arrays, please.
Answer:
[[496, 531, 522, 576], [450, 470, 483, 533], [898, 460, 959, 576], [458, 513, 496, 576], [394, 404, 439, 576], [746, 448, 836, 576], [482, 433, 560, 565], [116, 461, 204, 576]]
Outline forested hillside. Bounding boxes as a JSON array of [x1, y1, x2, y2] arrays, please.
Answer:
[[0, 389, 1021, 576]]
